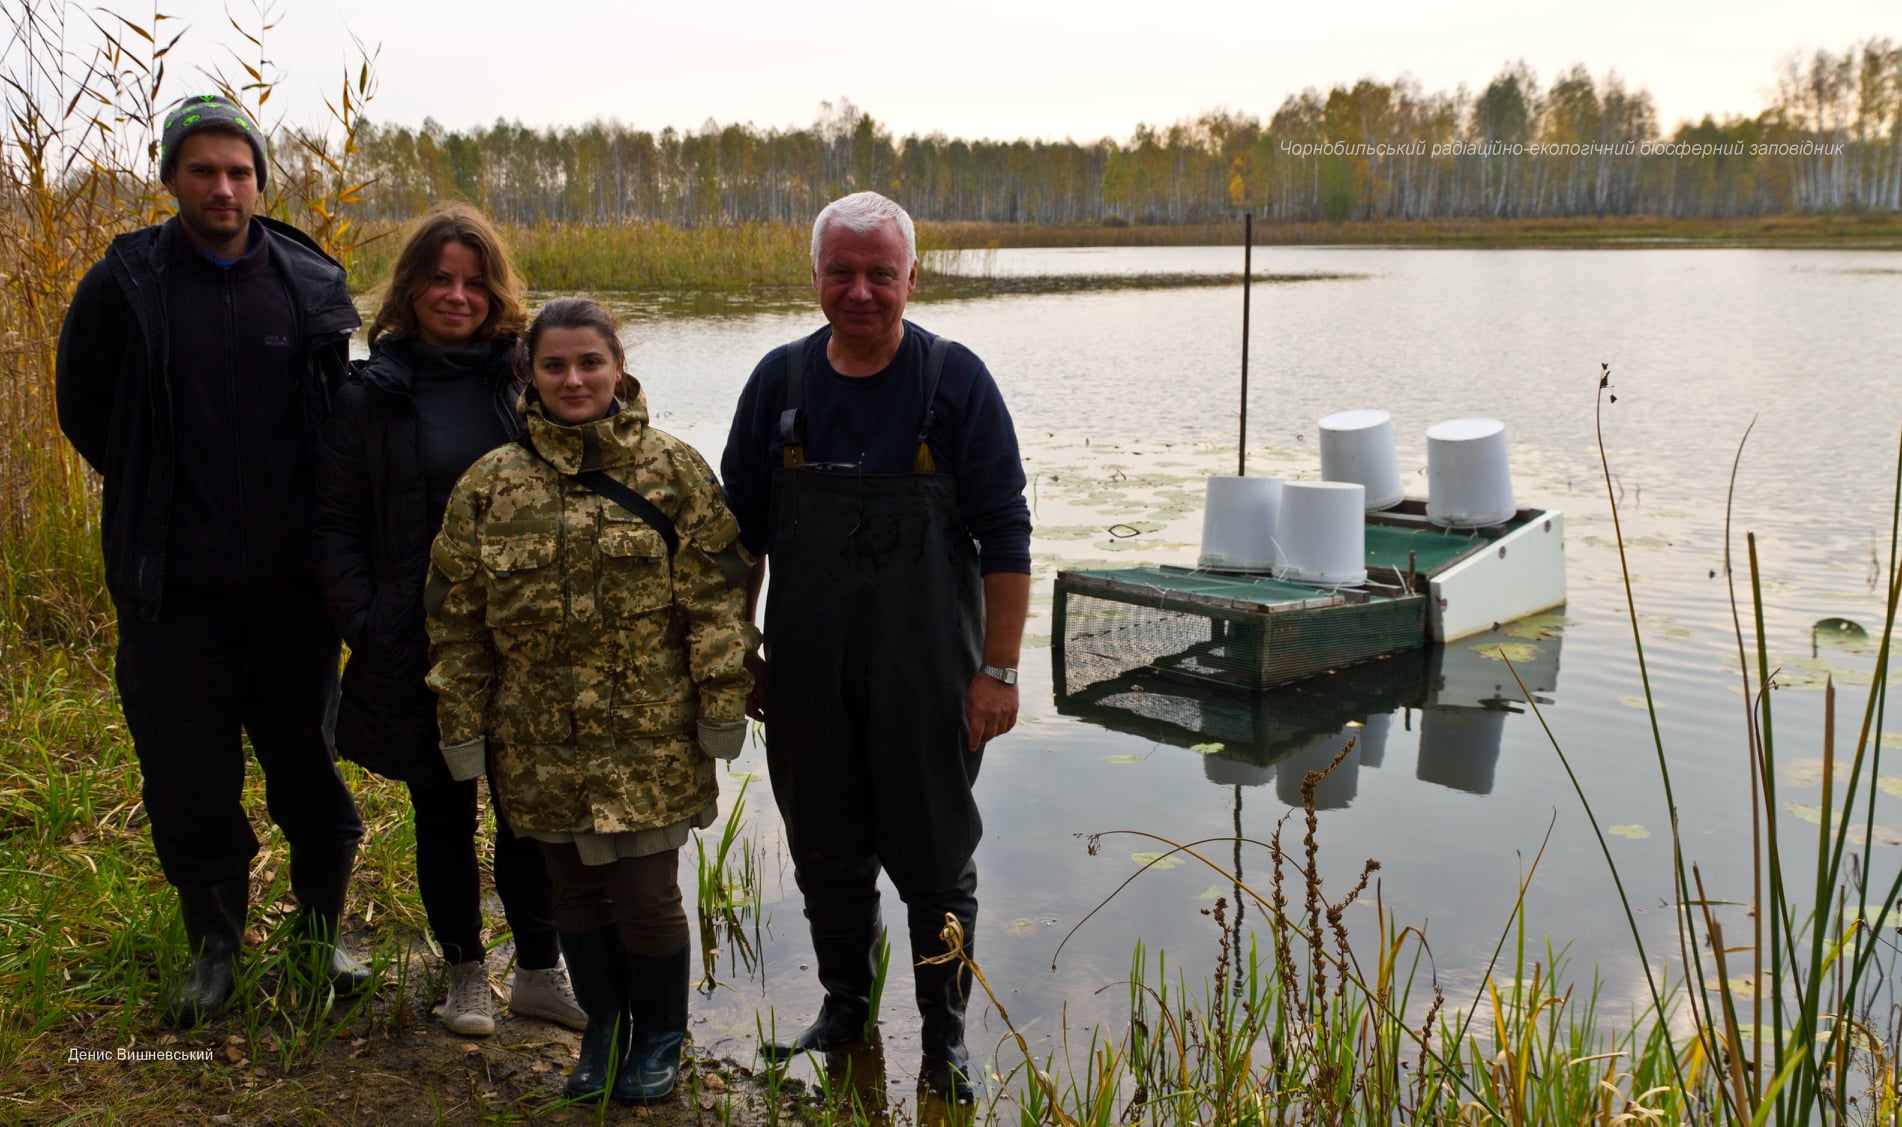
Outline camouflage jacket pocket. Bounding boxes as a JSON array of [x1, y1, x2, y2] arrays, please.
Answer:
[[597, 518, 672, 621], [612, 695, 698, 741], [480, 521, 561, 626]]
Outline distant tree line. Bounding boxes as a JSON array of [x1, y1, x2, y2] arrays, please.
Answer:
[[317, 42, 1901, 227]]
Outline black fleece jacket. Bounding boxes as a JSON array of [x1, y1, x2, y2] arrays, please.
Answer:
[[56, 216, 360, 622]]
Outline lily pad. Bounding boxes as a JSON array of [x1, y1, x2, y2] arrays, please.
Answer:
[[1608, 824, 1650, 840], [1779, 656, 1875, 689], [1880, 776, 1902, 799], [1881, 731, 1902, 751], [1812, 617, 1874, 655], [1196, 885, 1225, 901], [1788, 803, 1823, 825], [1473, 642, 1543, 663], [1703, 976, 1765, 997], [1103, 754, 1143, 765], [1501, 613, 1575, 640], [1850, 901, 1902, 924], [1847, 824, 1902, 848], [1188, 742, 1225, 755], [1620, 696, 1661, 711], [1130, 851, 1186, 871], [1005, 918, 1037, 934], [1782, 759, 1826, 786]]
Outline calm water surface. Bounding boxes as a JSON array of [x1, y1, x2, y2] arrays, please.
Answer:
[[600, 246, 1902, 1095]]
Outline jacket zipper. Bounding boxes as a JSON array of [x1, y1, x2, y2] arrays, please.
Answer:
[[225, 271, 248, 581]]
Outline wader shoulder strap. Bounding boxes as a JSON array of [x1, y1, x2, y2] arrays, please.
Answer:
[[516, 434, 678, 557], [912, 335, 950, 473], [778, 331, 951, 473], [778, 334, 816, 469]]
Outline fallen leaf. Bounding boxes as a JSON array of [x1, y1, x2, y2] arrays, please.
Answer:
[[1103, 754, 1142, 764], [460, 1043, 480, 1053], [1188, 742, 1224, 755], [1608, 824, 1650, 840], [1130, 851, 1185, 870], [702, 1073, 728, 1092]]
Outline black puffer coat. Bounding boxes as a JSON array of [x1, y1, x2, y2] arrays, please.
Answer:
[[313, 335, 523, 781]]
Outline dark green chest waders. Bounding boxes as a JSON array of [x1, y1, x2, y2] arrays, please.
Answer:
[[761, 332, 982, 1073]]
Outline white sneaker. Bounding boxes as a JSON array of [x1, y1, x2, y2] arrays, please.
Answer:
[[508, 960, 588, 1031], [439, 960, 495, 1037]]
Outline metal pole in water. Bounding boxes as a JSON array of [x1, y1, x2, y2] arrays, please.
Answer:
[[1239, 213, 1252, 477]]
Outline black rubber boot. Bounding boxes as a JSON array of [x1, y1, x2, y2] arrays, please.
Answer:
[[165, 880, 247, 1026], [761, 925, 881, 1062], [616, 944, 690, 1105], [559, 926, 629, 1100], [916, 927, 976, 1105], [289, 844, 373, 997]]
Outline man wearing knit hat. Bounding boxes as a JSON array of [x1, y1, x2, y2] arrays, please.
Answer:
[[56, 93, 372, 1024]]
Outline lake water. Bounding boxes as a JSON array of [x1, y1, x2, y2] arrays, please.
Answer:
[[601, 246, 1902, 1101]]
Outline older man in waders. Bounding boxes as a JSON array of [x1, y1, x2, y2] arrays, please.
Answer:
[[721, 191, 1032, 1103]]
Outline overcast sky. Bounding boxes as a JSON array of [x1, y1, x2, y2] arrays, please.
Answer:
[[113, 0, 1897, 142]]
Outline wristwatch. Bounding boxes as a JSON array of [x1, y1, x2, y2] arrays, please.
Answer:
[[979, 663, 1018, 685]]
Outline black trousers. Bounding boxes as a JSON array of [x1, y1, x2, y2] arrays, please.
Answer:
[[115, 580, 362, 888], [407, 769, 560, 969]]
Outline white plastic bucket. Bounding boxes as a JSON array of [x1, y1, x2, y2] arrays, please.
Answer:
[[1276, 729, 1360, 810], [1416, 706, 1507, 794], [1197, 475, 1283, 573], [1318, 408, 1404, 511], [1273, 481, 1366, 587], [1425, 417, 1516, 528], [1353, 712, 1391, 769]]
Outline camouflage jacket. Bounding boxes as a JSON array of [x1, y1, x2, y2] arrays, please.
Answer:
[[425, 389, 754, 835]]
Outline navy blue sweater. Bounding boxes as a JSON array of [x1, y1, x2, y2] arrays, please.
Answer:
[[722, 322, 1032, 575]]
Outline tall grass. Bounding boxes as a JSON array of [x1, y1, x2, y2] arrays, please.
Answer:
[[695, 773, 766, 991], [0, 0, 378, 655], [1532, 369, 1902, 1123]]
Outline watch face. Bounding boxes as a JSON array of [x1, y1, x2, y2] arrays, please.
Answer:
[[983, 664, 1018, 685]]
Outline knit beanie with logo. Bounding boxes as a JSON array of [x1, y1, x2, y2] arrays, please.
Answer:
[[160, 94, 269, 190]]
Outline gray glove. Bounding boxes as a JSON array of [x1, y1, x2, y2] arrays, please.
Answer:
[[697, 719, 747, 761], [440, 735, 487, 781]]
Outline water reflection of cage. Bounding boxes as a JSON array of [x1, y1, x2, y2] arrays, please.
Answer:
[[1052, 593, 1566, 801], [1053, 566, 1426, 693], [1053, 637, 1431, 766]]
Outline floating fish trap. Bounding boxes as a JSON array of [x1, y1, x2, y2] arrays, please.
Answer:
[[1052, 566, 1426, 693]]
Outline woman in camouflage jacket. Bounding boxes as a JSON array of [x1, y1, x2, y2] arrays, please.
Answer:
[[425, 298, 754, 1105]]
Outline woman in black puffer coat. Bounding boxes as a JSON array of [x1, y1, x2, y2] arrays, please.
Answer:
[[314, 203, 584, 1037]]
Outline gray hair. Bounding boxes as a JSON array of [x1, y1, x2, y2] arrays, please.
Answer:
[[810, 191, 916, 269]]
